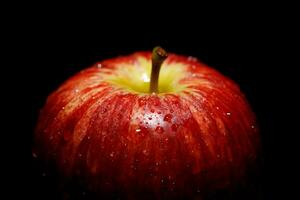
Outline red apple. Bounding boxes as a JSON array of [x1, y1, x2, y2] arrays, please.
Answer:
[[34, 47, 260, 199]]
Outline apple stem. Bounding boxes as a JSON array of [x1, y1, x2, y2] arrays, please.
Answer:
[[150, 46, 168, 93]]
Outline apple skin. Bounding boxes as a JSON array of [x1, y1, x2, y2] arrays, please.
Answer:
[[35, 52, 260, 199]]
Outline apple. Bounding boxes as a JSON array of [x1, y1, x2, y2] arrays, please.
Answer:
[[34, 47, 260, 199]]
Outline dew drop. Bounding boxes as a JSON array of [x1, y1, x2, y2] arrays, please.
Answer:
[[97, 63, 102, 68], [216, 106, 220, 110], [226, 112, 231, 116], [188, 56, 198, 62], [138, 98, 146, 106], [164, 114, 173, 123], [75, 89, 79, 93], [171, 124, 178, 132], [143, 149, 148, 155], [155, 126, 164, 134], [251, 125, 255, 129], [135, 129, 141, 133], [78, 153, 82, 157], [32, 152, 38, 158], [110, 152, 114, 157], [62, 106, 65, 110], [101, 108, 107, 114]]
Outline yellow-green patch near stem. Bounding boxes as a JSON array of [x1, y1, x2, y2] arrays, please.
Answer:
[[105, 57, 188, 94]]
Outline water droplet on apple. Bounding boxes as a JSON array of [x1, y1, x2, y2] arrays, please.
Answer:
[[188, 56, 198, 62], [110, 152, 114, 157], [192, 73, 196, 77], [92, 96, 96, 99], [226, 112, 231, 116], [216, 106, 220, 110], [131, 165, 137, 171], [171, 124, 178, 132], [87, 136, 90, 140], [78, 153, 82, 157], [32, 152, 38, 158], [101, 108, 107, 114], [217, 154, 220, 158], [161, 179, 164, 183], [138, 98, 146, 106], [155, 162, 159, 166], [251, 125, 255, 129], [155, 126, 164, 134], [97, 63, 102, 68], [62, 106, 65, 110], [143, 149, 148, 155], [135, 128, 141, 133], [163, 114, 173, 123], [49, 136, 53, 140], [75, 89, 79, 93]]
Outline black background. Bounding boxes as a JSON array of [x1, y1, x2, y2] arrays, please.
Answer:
[[7, 4, 296, 200]]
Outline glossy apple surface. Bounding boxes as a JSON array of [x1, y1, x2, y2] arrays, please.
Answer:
[[35, 51, 259, 199]]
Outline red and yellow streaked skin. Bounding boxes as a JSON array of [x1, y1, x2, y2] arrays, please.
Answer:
[[35, 52, 260, 199]]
